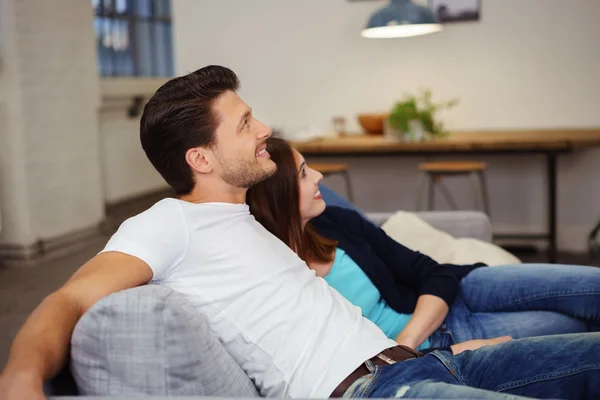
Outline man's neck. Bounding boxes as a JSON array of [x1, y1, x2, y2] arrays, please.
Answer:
[[179, 186, 247, 205]]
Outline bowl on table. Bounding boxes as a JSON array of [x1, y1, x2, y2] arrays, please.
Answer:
[[357, 113, 388, 135]]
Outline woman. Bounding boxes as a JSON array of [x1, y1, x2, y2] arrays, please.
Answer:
[[247, 137, 600, 351]]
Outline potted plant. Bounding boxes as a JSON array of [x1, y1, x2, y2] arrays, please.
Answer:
[[386, 89, 458, 141]]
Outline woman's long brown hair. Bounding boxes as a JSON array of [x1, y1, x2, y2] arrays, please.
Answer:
[[247, 137, 337, 264]]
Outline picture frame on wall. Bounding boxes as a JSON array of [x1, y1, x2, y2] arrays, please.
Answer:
[[428, 0, 481, 23]]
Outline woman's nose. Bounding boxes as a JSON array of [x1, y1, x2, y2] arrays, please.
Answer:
[[315, 171, 323, 184]]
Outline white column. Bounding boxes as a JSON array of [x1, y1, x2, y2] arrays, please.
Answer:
[[0, 0, 105, 258]]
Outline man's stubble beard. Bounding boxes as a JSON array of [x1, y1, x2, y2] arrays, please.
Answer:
[[217, 153, 277, 189]]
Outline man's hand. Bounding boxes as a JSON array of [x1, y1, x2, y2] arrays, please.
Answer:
[[0, 370, 45, 400], [450, 336, 512, 355]]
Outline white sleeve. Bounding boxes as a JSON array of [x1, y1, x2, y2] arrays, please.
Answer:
[[100, 200, 189, 281]]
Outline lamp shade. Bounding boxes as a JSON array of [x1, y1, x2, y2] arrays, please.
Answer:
[[362, 0, 443, 39]]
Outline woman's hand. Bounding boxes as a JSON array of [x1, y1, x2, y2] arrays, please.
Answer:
[[450, 336, 512, 355]]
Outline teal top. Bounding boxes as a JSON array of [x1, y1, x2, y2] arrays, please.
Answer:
[[324, 248, 430, 350]]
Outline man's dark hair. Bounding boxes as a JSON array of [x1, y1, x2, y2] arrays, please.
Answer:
[[140, 65, 240, 195]]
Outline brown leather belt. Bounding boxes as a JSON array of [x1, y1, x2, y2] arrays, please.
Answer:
[[329, 346, 423, 398]]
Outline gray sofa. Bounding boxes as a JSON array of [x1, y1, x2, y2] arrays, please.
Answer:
[[45, 209, 492, 399]]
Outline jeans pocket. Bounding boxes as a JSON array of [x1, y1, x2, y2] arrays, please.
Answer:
[[430, 328, 455, 348], [342, 366, 382, 399]]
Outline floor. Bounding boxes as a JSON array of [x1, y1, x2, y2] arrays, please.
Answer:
[[2, 191, 600, 367], [0, 236, 108, 368]]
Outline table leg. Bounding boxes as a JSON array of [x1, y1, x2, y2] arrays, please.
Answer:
[[428, 175, 435, 211], [415, 172, 426, 211], [477, 170, 491, 217], [342, 170, 354, 203], [547, 153, 557, 263]]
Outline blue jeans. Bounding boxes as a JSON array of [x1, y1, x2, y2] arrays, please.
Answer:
[[429, 264, 600, 347], [344, 332, 600, 399]]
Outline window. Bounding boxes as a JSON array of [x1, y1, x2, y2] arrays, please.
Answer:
[[92, 0, 174, 77]]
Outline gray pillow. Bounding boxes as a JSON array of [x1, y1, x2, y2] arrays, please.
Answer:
[[70, 284, 259, 397]]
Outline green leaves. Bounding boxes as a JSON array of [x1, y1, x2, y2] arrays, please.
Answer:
[[388, 89, 458, 137]]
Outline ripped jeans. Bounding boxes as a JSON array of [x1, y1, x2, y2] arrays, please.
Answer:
[[343, 332, 600, 399]]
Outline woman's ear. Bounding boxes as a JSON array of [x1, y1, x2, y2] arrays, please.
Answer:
[[186, 147, 213, 175]]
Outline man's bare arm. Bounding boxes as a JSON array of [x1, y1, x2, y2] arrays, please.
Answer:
[[0, 252, 153, 400]]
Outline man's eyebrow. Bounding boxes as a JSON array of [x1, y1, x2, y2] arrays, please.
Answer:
[[237, 109, 252, 130]]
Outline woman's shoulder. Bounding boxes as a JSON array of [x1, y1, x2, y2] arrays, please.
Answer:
[[313, 206, 365, 231], [323, 205, 362, 220]]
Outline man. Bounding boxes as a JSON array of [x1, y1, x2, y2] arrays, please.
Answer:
[[0, 65, 599, 400]]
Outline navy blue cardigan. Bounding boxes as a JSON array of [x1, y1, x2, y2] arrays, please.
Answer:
[[311, 206, 487, 314]]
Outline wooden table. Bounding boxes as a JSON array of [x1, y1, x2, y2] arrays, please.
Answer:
[[292, 129, 600, 262]]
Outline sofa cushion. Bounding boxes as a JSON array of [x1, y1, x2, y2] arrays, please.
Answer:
[[70, 284, 259, 397]]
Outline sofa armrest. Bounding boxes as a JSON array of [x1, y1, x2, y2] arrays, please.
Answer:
[[366, 211, 492, 242]]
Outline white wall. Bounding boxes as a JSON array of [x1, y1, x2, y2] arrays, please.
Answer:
[[0, 0, 105, 246], [98, 78, 171, 204], [172, 0, 600, 252], [99, 110, 167, 204], [0, 0, 33, 244], [173, 0, 600, 132]]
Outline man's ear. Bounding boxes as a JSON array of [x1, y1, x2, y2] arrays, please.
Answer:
[[186, 147, 213, 175]]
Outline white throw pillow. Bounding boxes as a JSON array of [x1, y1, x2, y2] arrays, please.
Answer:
[[381, 211, 521, 266]]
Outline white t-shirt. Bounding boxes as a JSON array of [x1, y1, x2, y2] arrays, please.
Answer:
[[101, 199, 396, 398]]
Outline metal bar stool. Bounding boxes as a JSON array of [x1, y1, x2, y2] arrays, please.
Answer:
[[309, 163, 354, 202], [416, 161, 490, 215]]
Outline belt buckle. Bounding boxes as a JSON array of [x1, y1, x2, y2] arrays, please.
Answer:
[[376, 353, 397, 365]]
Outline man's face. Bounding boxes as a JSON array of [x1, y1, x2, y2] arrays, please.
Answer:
[[210, 91, 276, 189]]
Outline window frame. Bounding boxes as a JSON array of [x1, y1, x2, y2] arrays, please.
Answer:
[[93, 0, 174, 78]]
